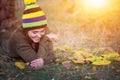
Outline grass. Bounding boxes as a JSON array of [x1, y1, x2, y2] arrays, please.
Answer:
[[0, 33, 120, 80], [0, 57, 120, 80], [1, 46, 120, 80]]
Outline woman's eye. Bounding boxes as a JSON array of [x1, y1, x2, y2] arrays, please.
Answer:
[[41, 30, 45, 33], [32, 31, 38, 34]]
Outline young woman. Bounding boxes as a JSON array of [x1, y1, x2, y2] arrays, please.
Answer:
[[0, 0, 57, 69]]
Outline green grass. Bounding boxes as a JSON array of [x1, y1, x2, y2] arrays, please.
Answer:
[[0, 61, 120, 80]]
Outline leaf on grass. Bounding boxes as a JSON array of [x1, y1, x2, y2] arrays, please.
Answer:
[[72, 53, 85, 63], [92, 66, 97, 74], [82, 53, 94, 58], [75, 50, 84, 54], [72, 59, 85, 63], [84, 75, 92, 80], [54, 45, 72, 52], [92, 60, 111, 66], [15, 61, 26, 69], [113, 57, 120, 61], [102, 52, 119, 60], [86, 56, 103, 62], [62, 61, 72, 69]]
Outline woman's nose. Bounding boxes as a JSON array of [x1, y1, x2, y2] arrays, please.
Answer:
[[36, 33, 42, 37]]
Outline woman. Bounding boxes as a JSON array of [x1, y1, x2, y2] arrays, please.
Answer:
[[0, 0, 57, 69]]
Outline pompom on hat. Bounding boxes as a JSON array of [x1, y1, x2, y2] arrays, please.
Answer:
[[22, 0, 47, 29]]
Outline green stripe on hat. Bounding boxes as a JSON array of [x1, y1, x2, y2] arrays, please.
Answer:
[[25, 4, 38, 10], [23, 20, 47, 28]]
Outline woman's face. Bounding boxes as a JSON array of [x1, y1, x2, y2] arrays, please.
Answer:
[[27, 27, 46, 43]]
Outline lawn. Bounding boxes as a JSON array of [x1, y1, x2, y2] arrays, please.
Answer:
[[0, 46, 120, 80]]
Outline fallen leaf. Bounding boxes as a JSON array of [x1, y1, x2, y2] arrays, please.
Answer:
[[15, 61, 26, 69]]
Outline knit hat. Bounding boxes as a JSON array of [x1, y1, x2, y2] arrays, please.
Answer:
[[22, 0, 47, 29]]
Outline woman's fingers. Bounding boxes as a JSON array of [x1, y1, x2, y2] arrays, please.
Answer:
[[46, 33, 59, 42], [30, 58, 44, 69], [31, 58, 43, 63]]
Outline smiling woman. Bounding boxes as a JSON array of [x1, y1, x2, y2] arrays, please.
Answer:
[[0, 0, 57, 70]]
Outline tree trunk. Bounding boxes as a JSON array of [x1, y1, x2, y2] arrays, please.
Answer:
[[0, 0, 15, 30]]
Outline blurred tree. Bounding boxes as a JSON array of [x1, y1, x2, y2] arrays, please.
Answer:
[[0, 0, 15, 31]]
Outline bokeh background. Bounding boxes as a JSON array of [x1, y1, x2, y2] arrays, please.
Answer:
[[0, 0, 120, 80]]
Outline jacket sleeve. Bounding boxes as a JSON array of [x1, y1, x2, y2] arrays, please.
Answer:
[[11, 32, 38, 62], [37, 37, 56, 65]]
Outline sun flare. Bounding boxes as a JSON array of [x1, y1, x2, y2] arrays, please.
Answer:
[[87, 0, 106, 8]]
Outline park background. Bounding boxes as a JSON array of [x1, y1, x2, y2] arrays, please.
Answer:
[[0, 0, 120, 80]]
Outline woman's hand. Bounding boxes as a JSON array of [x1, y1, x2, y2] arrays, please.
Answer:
[[30, 58, 44, 69], [46, 33, 59, 42]]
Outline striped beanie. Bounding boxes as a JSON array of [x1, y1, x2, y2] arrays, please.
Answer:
[[22, 0, 47, 29]]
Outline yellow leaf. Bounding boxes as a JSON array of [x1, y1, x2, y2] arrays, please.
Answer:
[[113, 57, 120, 61], [54, 45, 72, 52], [75, 50, 84, 54], [53, 47, 59, 51], [82, 53, 94, 58], [72, 53, 85, 63], [102, 53, 119, 60], [92, 60, 111, 65], [15, 61, 26, 69], [73, 59, 85, 63], [86, 56, 103, 62], [73, 52, 83, 59], [61, 45, 72, 52]]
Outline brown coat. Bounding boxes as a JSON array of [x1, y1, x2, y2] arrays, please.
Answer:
[[0, 29, 56, 64]]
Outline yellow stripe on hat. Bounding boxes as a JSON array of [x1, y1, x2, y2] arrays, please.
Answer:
[[24, 0, 37, 5], [23, 20, 47, 28], [22, 11, 45, 19]]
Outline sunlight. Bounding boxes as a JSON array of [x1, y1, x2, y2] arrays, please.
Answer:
[[81, 0, 109, 10], [80, 0, 110, 15], [87, 0, 106, 8]]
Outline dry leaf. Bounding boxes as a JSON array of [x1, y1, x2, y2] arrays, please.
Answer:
[[62, 61, 72, 69], [92, 66, 97, 74]]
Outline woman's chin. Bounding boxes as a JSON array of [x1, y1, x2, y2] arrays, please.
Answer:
[[33, 40, 40, 43]]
